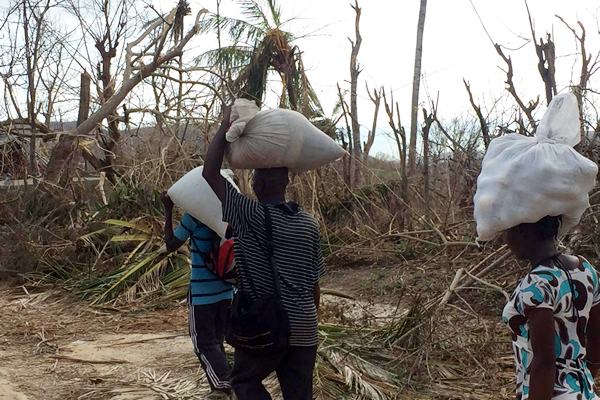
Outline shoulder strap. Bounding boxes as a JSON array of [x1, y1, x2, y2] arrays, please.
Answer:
[[263, 205, 282, 299], [188, 229, 218, 269], [245, 205, 283, 299]]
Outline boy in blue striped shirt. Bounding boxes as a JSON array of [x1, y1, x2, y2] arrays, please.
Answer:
[[162, 192, 234, 398]]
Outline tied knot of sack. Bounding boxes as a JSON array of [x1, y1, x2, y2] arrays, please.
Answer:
[[534, 135, 564, 145], [534, 93, 581, 148]]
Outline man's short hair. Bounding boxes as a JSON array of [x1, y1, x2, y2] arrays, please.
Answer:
[[253, 167, 289, 184]]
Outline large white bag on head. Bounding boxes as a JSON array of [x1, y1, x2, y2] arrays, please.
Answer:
[[474, 93, 598, 241], [167, 166, 239, 238], [225, 108, 346, 173]]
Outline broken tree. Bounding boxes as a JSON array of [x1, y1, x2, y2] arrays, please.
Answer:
[[45, 5, 208, 185]]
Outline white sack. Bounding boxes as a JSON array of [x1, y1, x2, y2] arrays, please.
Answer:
[[168, 166, 239, 238], [226, 116, 254, 143], [227, 99, 260, 143], [225, 108, 346, 172], [473, 93, 598, 241]]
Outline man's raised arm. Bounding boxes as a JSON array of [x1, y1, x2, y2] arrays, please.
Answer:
[[202, 105, 231, 203]]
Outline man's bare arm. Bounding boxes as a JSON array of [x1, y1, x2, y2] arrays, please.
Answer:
[[202, 106, 231, 203]]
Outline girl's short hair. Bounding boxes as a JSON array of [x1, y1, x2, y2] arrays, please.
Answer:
[[532, 215, 563, 240]]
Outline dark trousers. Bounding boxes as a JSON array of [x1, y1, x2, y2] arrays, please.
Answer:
[[188, 295, 232, 392], [231, 345, 318, 400]]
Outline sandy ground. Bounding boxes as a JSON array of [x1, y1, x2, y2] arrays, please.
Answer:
[[0, 285, 376, 400], [0, 279, 512, 400], [0, 333, 205, 400], [0, 285, 212, 400], [0, 370, 28, 400]]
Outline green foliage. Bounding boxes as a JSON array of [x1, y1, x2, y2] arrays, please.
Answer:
[[78, 217, 190, 304], [199, 15, 265, 46], [238, 0, 282, 29], [98, 178, 164, 221], [196, 0, 324, 118], [17, 178, 192, 305]]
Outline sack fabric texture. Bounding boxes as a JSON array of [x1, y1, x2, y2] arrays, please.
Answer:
[[168, 166, 239, 238], [225, 108, 346, 173]]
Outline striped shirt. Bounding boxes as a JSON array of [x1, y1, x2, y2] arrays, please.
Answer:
[[223, 182, 325, 347], [174, 213, 234, 306]]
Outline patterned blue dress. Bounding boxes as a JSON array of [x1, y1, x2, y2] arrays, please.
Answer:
[[503, 257, 600, 400]]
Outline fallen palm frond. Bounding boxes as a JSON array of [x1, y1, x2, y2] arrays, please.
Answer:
[[77, 216, 190, 305], [10, 288, 57, 308], [325, 349, 399, 400], [382, 295, 425, 347], [315, 322, 405, 400], [78, 369, 210, 400]]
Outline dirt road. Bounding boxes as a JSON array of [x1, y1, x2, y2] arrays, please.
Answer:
[[0, 285, 215, 400]]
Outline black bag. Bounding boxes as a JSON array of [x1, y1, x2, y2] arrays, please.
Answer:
[[225, 205, 290, 354]]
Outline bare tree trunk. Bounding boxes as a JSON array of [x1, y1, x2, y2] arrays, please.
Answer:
[[22, 0, 53, 178], [364, 84, 381, 168], [177, 58, 184, 120], [216, 0, 225, 102], [45, 10, 205, 184], [349, 0, 362, 187], [464, 79, 490, 149], [525, 1, 557, 105], [96, 34, 122, 182], [77, 71, 92, 171], [422, 108, 434, 227], [337, 84, 352, 187], [396, 104, 409, 230], [78, 72, 91, 126], [177, 11, 185, 119], [46, 64, 162, 183], [556, 16, 599, 136], [383, 89, 410, 230], [408, 0, 428, 175], [338, 88, 353, 187], [493, 44, 539, 134], [23, 0, 36, 177]]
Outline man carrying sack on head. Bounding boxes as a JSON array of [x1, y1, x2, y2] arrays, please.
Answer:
[[203, 105, 325, 400]]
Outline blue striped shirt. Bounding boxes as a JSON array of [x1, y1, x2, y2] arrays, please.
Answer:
[[174, 213, 233, 305]]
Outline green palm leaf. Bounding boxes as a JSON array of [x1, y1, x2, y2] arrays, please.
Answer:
[[92, 249, 163, 304], [110, 235, 152, 242], [198, 14, 266, 44], [104, 219, 153, 234], [195, 46, 254, 69], [79, 227, 112, 244], [238, 0, 269, 27]]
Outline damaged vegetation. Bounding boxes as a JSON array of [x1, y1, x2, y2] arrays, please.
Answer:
[[1, 0, 600, 399]]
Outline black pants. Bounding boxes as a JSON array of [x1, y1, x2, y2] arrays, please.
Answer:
[[231, 345, 317, 400], [188, 296, 232, 392]]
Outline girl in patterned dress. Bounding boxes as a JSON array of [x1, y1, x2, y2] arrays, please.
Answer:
[[503, 215, 600, 400]]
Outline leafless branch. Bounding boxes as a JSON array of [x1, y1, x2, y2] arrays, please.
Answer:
[[494, 43, 539, 133]]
